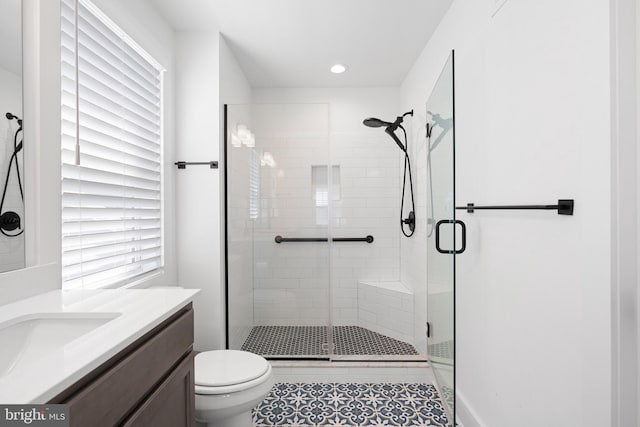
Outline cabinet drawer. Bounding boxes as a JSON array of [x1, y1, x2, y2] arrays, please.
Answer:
[[122, 352, 195, 427], [64, 308, 194, 427]]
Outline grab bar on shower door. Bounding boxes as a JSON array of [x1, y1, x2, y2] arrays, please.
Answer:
[[274, 235, 374, 243]]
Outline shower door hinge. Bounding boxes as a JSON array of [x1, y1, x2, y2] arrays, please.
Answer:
[[426, 322, 432, 338]]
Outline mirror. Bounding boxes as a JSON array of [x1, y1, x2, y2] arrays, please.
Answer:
[[0, 0, 24, 273]]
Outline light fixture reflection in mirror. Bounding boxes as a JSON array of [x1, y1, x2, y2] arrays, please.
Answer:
[[0, 0, 25, 273]]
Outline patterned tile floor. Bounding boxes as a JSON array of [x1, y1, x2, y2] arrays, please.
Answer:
[[252, 383, 449, 427], [242, 326, 418, 356]]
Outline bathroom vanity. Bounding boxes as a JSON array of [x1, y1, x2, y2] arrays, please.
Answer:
[[0, 288, 199, 427], [49, 304, 194, 426]]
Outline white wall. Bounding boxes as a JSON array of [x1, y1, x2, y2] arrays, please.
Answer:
[[175, 31, 221, 351], [635, 0, 640, 419], [251, 88, 404, 330], [220, 35, 252, 108], [174, 31, 252, 351], [401, 0, 611, 426], [0, 66, 24, 273], [637, 0, 640, 417], [611, 0, 639, 424]]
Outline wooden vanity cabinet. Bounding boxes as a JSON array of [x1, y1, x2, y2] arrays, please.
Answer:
[[49, 304, 195, 427]]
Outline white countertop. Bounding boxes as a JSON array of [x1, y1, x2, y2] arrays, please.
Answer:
[[0, 288, 199, 404]]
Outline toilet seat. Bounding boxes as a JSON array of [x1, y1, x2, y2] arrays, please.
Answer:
[[195, 350, 272, 395]]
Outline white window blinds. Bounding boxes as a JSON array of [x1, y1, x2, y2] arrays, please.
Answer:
[[61, 0, 164, 289]]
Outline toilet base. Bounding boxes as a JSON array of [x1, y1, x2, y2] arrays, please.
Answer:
[[195, 373, 274, 427], [194, 351, 274, 427], [196, 411, 252, 427]]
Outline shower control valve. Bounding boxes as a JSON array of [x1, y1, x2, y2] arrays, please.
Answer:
[[402, 211, 416, 233], [0, 211, 21, 232]]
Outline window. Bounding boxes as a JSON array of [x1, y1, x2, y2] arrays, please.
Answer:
[[249, 150, 260, 220], [311, 165, 340, 226], [60, 0, 164, 289]]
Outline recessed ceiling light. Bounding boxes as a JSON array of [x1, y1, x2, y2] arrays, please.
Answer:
[[330, 64, 347, 74]]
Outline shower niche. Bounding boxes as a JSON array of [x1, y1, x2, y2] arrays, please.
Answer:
[[224, 103, 424, 361]]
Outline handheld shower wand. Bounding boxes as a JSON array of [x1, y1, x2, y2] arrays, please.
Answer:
[[363, 110, 416, 237]]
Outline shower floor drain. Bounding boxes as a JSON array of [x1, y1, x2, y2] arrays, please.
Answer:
[[241, 325, 418, 357]]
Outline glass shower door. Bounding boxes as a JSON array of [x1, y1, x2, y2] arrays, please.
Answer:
[[225, 103, 333, 359], [426, 51, 458, 425]]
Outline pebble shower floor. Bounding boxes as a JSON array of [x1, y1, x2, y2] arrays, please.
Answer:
[[252, 383, 449, 426]]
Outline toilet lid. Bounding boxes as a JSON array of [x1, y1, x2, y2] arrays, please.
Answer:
[[195, 350, 269, 387]]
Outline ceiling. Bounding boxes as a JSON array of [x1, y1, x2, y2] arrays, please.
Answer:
[[149, 0, 453, 88]]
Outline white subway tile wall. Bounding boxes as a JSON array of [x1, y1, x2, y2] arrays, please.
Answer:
[[227, 106, 255, 349], [357, 281, 415, 344], [252, 104, 332, 326], [330, 132, 402, 327], [248, 104, 404, 330]]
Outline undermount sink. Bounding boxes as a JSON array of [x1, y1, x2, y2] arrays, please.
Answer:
[[0, 312, 121, 377]]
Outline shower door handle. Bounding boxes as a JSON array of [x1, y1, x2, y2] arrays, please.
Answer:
[[435, 219, 466, 254]]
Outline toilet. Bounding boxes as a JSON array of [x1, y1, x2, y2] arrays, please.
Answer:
[[194, 350, 275, 427]]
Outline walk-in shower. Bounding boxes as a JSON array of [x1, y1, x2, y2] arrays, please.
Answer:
[[225, 103, 427, 361]]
